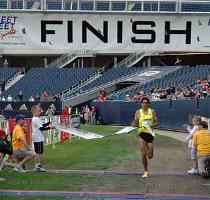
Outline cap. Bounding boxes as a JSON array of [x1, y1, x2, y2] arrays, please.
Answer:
[[15, 114, 25, 122], [0, 129, 6, 138]]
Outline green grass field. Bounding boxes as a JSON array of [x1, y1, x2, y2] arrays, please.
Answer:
[[2, 125, 206, 200]]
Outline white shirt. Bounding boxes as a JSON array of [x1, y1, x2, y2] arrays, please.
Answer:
[[186, 125, 199, 149], [32, 116, 44, 142]]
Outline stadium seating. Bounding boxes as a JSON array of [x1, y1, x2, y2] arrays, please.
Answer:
[[108, 65, 210, 100], [81, 1, 93, 11], [181, 3, 210, 12], [2, 67, 97, 99], [67, 66, 146, 98], [111, 2, 126, 11], [160, 2, 176, 12], [143, 2, 158, 11], [11, 0, 23, 9], [0, 68, 20, 82], [47, 0, 62, 10], [1, 0, 210, 13], [0, 1, 7, 9], [96, 1, 109, 11]]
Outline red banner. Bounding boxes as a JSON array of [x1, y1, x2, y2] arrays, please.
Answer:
[[60, 115, 70, 142], [8, 118, 31, 145]]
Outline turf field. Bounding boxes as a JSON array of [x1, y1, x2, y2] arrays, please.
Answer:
[[0, 125, 209, 199]]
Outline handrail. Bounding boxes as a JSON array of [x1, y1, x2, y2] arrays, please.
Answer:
[[62, 66, 147, 100], [5, 67, 25, 90], [60, 66, 105, 97], [46, 50, 96, 68], [61, 50, 157, 100]]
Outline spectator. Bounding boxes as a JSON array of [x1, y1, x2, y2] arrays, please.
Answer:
[[3, 59, 8, 68], [1, 96, 6, 101], [90, 106, 96, 125], [29, 96, 35, 102], [42, 91, 49, 101], [12, 115, 36, 172], [183, 116, 201, 174], [193, 121, 210, 177], [18, 90, 23, 101], [7, 95, 12, 102], [62, 106, 69, 115], [84, 105, 90, 125], [31, 104, 54, 172], [0, 129, 15, 171]]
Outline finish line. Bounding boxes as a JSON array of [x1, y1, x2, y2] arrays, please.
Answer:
[[34, 169, 193, 176], [0, 189, 209, 200]]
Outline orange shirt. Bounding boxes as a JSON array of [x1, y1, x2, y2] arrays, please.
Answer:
[[193, 128, 210, 156], [12, 124, 26, 151]]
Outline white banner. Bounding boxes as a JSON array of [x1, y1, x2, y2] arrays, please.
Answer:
[[1, 12, 210, 54], [52, 122, 137, 139]]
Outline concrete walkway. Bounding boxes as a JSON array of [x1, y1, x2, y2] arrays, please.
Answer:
[[155, 129, 188, 142]]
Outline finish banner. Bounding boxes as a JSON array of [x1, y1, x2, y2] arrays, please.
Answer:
[[1, 12, 210, 54]]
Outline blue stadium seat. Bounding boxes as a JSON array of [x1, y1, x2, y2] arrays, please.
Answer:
[[160, 2, 176, 12], [0, 68, 20, 82], [128, 2, 142, 11], [80, 1, 93, 10], [0, 1, 7, 9], [47, 1, 62, 10], [96, 1, 109, 11], [65, 1, 77, 10], [3, 68, 97, 99], [143, 2, 158, 11], [181, 3, 210, 12], [111, 2, 125, 11], [11, 0, 23, 9]]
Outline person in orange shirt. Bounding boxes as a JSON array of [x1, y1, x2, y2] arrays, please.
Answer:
[[62, 106, 69, 115], [193, 121, 210, 177], [12, 115, 36, 172]]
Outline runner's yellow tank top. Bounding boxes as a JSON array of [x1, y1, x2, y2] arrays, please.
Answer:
[[139, 108, 153, 133]]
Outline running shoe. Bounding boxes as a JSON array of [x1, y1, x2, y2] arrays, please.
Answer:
[[34, 165, 46, 172], [187, 168, 198, 175], [142, 171, 149, 178]]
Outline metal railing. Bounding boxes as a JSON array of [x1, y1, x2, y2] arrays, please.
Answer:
[[1, 0, 210, 13], [60, 66, 105, 98], [5, 67, 25, 90], [46, 50, 96, 68]]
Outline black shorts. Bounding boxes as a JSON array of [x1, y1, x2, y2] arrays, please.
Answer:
[[139, 132, 154, 143], [34, 141, 44, 154]]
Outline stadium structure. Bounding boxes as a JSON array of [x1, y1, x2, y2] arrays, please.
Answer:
[[0, 0, 210, 130]]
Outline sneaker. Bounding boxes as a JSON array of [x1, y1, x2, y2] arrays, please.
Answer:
[[34, 165, 46, 172], [142, 171, 149, 178], [13, 166, 19, 172], [13, 166, 26, 173], [187, 168, 198, 174]]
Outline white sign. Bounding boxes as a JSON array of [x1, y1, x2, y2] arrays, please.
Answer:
[[1, 12, 210, 54]]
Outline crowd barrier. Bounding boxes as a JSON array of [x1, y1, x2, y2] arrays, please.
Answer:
[[0, 114, 81, 148], [92, 98, 210, 131]]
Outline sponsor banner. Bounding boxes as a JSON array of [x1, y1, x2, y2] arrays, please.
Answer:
[[1, 12, 210, 54], [60, 115, 70, 142]]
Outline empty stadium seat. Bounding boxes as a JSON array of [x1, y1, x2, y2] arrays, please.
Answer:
[[96, 1, 109, 11], [11, 0, 23, 9], [0, 1, 7, 9]]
